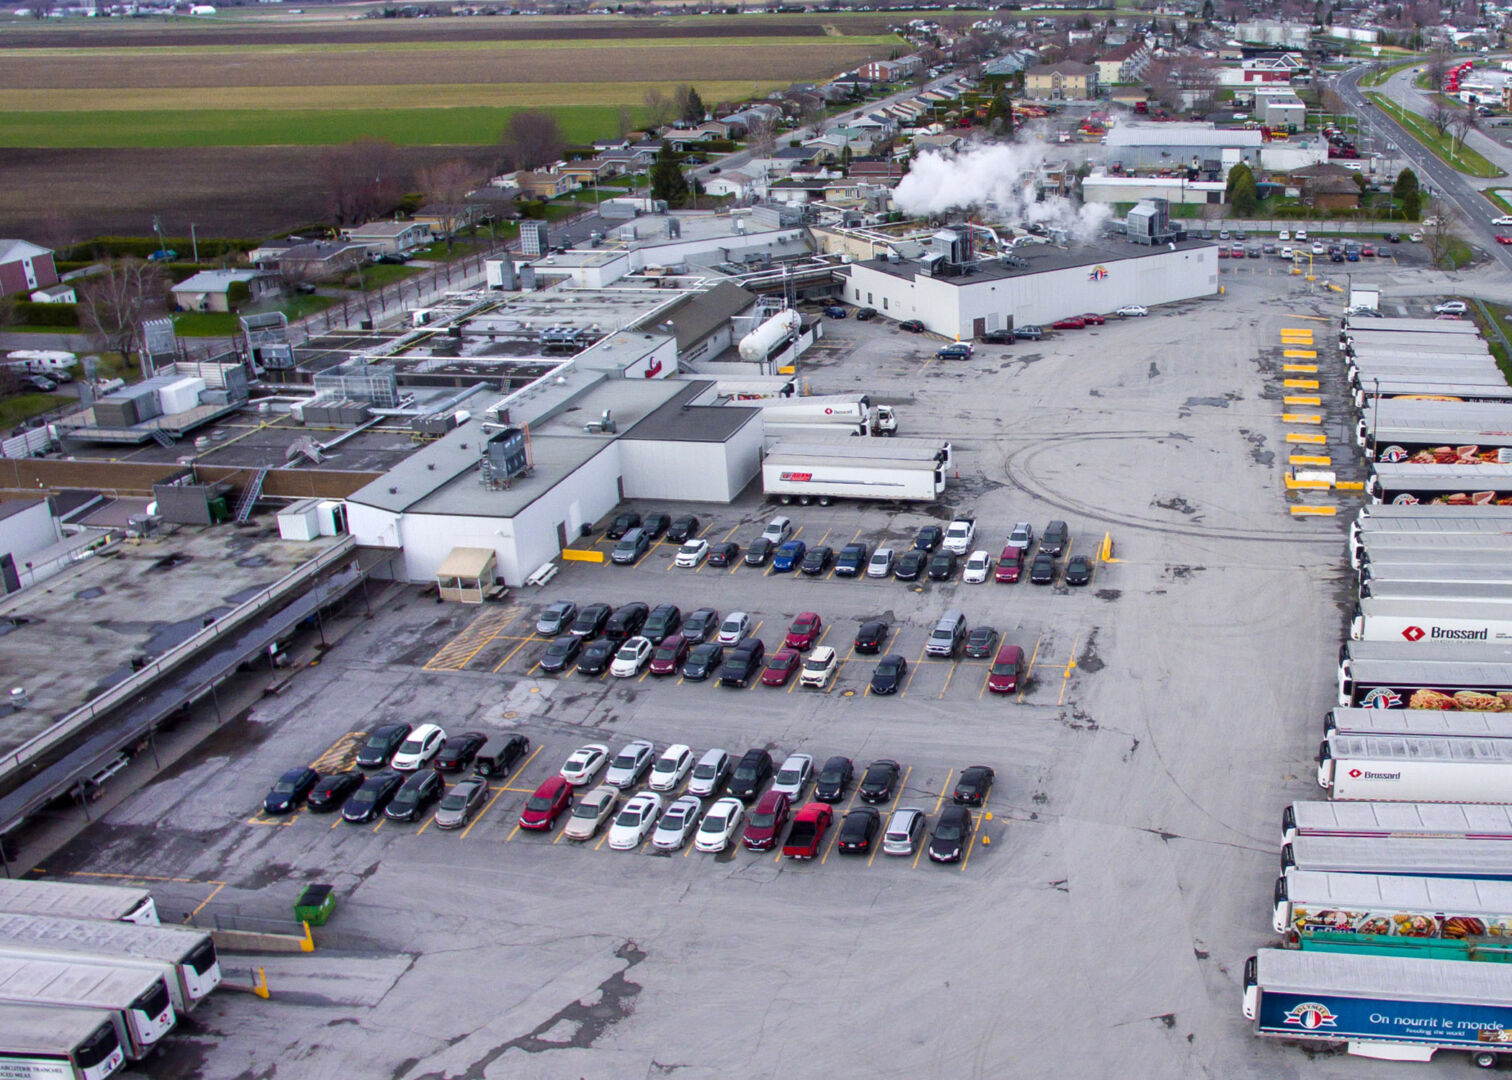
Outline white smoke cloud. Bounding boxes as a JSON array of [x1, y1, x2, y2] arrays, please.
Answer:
[[892, 136, 1111, 244]]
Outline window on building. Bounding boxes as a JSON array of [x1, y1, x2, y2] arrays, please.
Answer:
[[867, 292, 873, 304], [882, 298, 888, 310]]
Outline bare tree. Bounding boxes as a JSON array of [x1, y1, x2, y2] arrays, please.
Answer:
[[497, 110, 565, 172], [28, 0, 55, 19], [1426, 46, 1452, 91], [1424, 198, 1461, 269], [642, 88, 674, 130], [1450, 103, 1479, 150], [745, 113, 778, 158], [1429, 96, 1455, 135], [77, 259, 167, 377], [417, 158, 488, 250], [319, 138, 403, 226]]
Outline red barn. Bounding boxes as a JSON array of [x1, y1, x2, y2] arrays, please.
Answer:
[[0, 240, 58, 296]]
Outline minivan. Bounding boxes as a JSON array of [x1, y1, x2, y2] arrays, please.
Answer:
[[611, 527, 649, 564], [1040, 520, 1069, 556], [720, 638, 766, 687], [986, 643, 1026, 694], [926, 610, 967, 658]]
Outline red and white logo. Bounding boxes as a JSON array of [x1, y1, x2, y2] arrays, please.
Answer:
[[1349, 769, 1363, 778], [1402, 625, 1425, 642]]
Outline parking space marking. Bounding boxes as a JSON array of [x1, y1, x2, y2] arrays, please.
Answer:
[[960, 798, 990, 872], [247, 811, 297, 827], [310, 731, 366, 774], [867, 766, 909, 867], [424, 607, 521, 671], [937, 659, 959, 699], [1018, 634, 1043, 703], [1058, 634, 1079, 706], [461, 785, 512, 839], [719, 523, 740, 542], [820, 791, 859, 865], [492, 631, 540, 673]]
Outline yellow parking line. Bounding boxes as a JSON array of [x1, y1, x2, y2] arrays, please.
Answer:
[[868, 765, 909, 867], [933, 770, 953, 816], [820, 791, 859, 865], [960, 800, 989, 872], [720, 523, 740, 542], [937, 659, 958, 699], [460, 784, 511, 839], [1287, 432, 1327, 444], [1058, 634, 1079, 706], [978, 662, 993, 699], [1283, 395, 1321, 406], [492, 631, 539, 673], [1017, 634, 1042, 703], [504, 823, 523, 843], [1282, 363, 1318, 372]]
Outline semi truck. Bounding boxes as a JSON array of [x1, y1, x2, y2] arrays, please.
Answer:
[[1346, 329, 1492, 356], [1317, 734, 1512, 800], [761, 437, 951, 505], [1341, 315, 1481, 340], [1369, 463, 1512, 505], [0, 955, 175, 1061], [1349, 597, 1512, 645], [1357, 404, 1512, 464], [754, 395, 898, 441], [1357, 531, 1512, 562], [1360, 562, 1512, 593], [1338, 657, 1512, 709], [1283, 800, 1512, 844], [1325, 706, 1512, 740], [0, 1003, 126, 1080], [1281, 834, 1512, 880], [0, 881, 157, 925], [1244, 947, 1512, 1066], [1340, 638, 1512, 666], [1273, 867, 1512, 940]]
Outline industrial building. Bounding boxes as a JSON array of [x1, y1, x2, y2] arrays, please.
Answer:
[[1104, 122, 1265, 172], [841, 223, 1217, 339]]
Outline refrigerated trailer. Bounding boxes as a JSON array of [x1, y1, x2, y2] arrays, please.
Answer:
[[1283, 800, 1512, 844], [1340, 638, 1512, 666], [1360, 561, 1512, 590], [1244, 948, 1512, 1065], [1358, 531, 1512, 560], [1357, 408, 1512, 464], [1325, 707, 1512, 740], [1282, 833, 1512, 879], [0, 913, 220, 1011], [0, 956, 175, 1060], [1342, 315, 1481, 338], [1317, 734, 1512, 800], [1369, 463, 1512, 505], [0, 882, 157, 926], [760, 437, 951, 505], [1354, 381, 1512, 409], [1338, 657, 1512, 709], [0, 1003, 126, 1080], [1350, 598, 1512, 646], [1362, 579, 1512, 603], [1273, 867, 1512, 939], [1346, 329, 1492, 355]]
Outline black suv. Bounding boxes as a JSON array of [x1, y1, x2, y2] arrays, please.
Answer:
[[1040, 520, 1069, 556], [569, 602, 612, 638], [719, 638, 766, 688], [728, 748, 774, 802], [643, 604, 682, 644], [356, 724, 411, 768], [604, 602, 649, 643]]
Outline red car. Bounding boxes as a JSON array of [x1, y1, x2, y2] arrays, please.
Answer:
[[742, 789, 791, 850], [761, 647, 802, 687], [781, 802, 833, 859], [648, 633, 689, 676], [995, 545, 1024, 583], [1080, 312, 1105, 325], [784, 612, 823, 650], [1499, 235, 1512, 246], [1052, 317, 1086, 330], [1216, 247, 1230, 259], [518, 776, 572, 830], [986, 643, 1026, 695], [1361, 245, 1376, 256]]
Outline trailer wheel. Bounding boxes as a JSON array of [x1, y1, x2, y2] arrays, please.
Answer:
[[798, 495, 813, 506], [779, 495, 793, 505], [817, 496, 834, 506], [1473, 1051, 1498, 1069]]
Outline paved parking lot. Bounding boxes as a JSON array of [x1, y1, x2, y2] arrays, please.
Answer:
[[34, 271, 1418, 1079]]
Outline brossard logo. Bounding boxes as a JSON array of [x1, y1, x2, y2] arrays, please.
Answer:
[[1348, 768, 1402, 780], [1401, 624, 1488, 641]]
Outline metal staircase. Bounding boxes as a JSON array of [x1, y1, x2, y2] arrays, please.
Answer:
[[234, 466, 270, 523]]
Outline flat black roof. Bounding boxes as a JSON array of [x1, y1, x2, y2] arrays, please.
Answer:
[[621, 381, 760, 444], [856, 237, 1214, 285]]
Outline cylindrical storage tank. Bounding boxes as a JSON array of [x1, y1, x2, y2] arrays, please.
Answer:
[[738, 310, 802, 362]]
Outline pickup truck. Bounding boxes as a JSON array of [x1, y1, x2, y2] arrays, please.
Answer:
[[942, 518, 976, 555], [782, 803, 833, 859]]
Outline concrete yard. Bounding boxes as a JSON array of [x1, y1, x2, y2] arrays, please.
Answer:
[[0, 527, 341, 754], [30, 270, 1454, 1077]]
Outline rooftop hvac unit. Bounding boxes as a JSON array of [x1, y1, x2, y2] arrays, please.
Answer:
[[482, 426, 530, 482]]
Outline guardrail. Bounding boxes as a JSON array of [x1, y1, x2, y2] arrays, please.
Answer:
[[0, 535, 356, 777]]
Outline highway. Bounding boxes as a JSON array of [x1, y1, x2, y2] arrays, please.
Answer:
[[1335, 62, 1512, 275]]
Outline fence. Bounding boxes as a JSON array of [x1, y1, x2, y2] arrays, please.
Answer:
[[0, 427, 55, 460]]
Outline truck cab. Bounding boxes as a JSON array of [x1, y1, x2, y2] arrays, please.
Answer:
[[871, 405, 898, 436]]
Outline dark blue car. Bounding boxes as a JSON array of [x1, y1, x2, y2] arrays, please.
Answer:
[[772, 539, 806, 572], [264, 766, 320, 815]]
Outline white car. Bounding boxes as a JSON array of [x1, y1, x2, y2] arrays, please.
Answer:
[[717, 611, 750, 646], [649, 744, 694, 791], [1277, 229, 1290, 241], [1434, 300, 1469, 315], [607, 792, 663, 850], [562, 786, 618, 841], [1295, 229, 1308, 241], [610, 636, 653, 678], [560, 743, 610, 786], [675, 539, 709, 568], [391, 723, 446, 770], [1279, 245, 1294, 259], [962, 550, 991, 584], [695, 797, 746, 852], [867, 547, 895, 578], [1409, 232, 1424, 243], [761, 516, 793, 545], [1493, 215, 1512, 226], [605, 739, 656, 788], [800, 646, 839, 689], [651, 794, 704, 850], [771, 753, 814, 800], [1422, 215, 1442, 227], [1006, 522, 1034, 551], [1310, 242, 1325, 256], [686, 748, 731, 797], [882, 807, 927, 856], [1115, 304, 1148, 317]]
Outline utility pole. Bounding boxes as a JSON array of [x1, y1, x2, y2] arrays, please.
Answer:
[[190, 223, 199, 264]]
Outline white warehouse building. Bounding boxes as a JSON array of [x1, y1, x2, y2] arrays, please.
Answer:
[[842, 238, 1217, 339]]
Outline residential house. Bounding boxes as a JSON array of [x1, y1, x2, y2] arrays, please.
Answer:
[[0, 239, 58, 296], [1217, 55, 1303, 85], [1025, 61, 1099, 100], [592, 137, 631, 153], [861, 59, 907, 83], [342, 220, 431, 255], [717, 104, 782, 137], [1292, 162, 1361, 210], [600, 145, 661, 171], [248, 238, 300, 268], [411, 201, 487, 237], [848, 157, 907, 181], [1095, 39, 1151, 85], [766, 177, 830, 206], [29, 283, 75, 304], [704, 170, 756, 200], [169, 269, 274, 313], [745, 145, 822, 178], [911, 132, 966, 154], [557, 158, 620, 188], [803, 132, 850, 162], [517, 170, 573, 199], [276, 241, 370, 280]]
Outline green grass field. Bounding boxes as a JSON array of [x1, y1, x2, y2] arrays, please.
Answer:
[[0, 105, 639, 147], [172, 293, 335, 336], [1367, 92, 1505, 178], [0, 392, 69, 428]]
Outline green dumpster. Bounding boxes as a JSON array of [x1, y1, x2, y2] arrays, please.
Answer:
[[294, 884, 336, 926]]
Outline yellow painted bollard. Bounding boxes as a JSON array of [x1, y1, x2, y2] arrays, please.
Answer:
[[254, 966, 270, 999]]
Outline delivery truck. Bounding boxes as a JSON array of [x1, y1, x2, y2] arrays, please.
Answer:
[[1354, 380, 1512, 410], [1273, 867, 1512, 940], [1281, 833, 1512, 880], [1244, 947, 1512, 1066], [1338, 657, 1512, 709], [1283, 799, 1512, 844], [1325, 706, 1512, 741], [1317, 734, 1512, 800], [754, 395, 898, 441], [1370, 463, 1512, 506], [0, 955, 175, 1061], [0, 1003, 126, 1080], [761, 437, 951, 505], [1350, 598, 1512, 645]]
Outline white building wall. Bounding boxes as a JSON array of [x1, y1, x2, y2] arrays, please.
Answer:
[[0, 500, 61, 567], [723, 417, 764, 500], [619, 438, 735, 502]]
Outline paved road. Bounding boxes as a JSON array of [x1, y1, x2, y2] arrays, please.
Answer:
[[1336, 63, 1512, 277]]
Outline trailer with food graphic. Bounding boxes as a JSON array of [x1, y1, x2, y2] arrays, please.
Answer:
[[1273, 868, 1512, 940], [1357, 403, 1512, 464], [1282, 834, 1512, 880], [1325, 707, 1512, 741], [1244, 948, 1512, 1066], [1337, 656, 1512, 710], [1354, 380, 1512, 410], [1283, 800, 1512, 844], [1369, 463, 1512, 506], [1317, 734, 1512, 800]]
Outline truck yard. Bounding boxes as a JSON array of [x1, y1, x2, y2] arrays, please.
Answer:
[[17, 271, 1391, 1079]]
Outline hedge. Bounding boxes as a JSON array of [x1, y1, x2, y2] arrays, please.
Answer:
[[13, 301, 79, 327], [61, 236, 258, 261]]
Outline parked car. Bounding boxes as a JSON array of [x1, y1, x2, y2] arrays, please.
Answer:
[[674, 539, 709, 568], [867, 547, 895, 578], [744, 537, 774, 567], [433, 731, 487, 773], [883, 807, 927, 856], [986, 643, 1026, 694], [263, 766, 319, 815], [854, 619, 889, 654], [384, 768, 444, 822], [814, 756, 854, 803], [869, 655, 907, 695], [894, 548, 926, 581], [728, 748, 773, 802], [559, 743, 610, 786], [928, 804, 973, 863], [834, 542, 868, 576], [306, 771, 362, 813], [799, 545, 832, 575], [761, 516, 794, 545], [518, 776, 573, 830], [963, 626, 999, 660], [979, 327, 1014, 343], [706, 542, 739, 567], [742, 789, 791, 851], [1434, 300, 1469, 315], [604, 511, 641, 540], [641, 512, 670, 539], [605, 740, 655, 788], [1014, 325, 1045, 341], [927, 549, 957, 581], [855, 307, 877, 321], [1116, 304, 1148, 317], [562, 785, 618, 841], [800, 646, 838, 689], [952, 765, 995, 807], [717, 611, 751, 646], [649, 744, 694, 792], [650, 794, 704, 850], [607, 792, 663, 849], [648, 634, 690, 676], [858, 759, 901, 803], [356, 723, 411, 769], [1052, 316, 1086, 330], [642, 604, 681, 644], [681, 641, 724, 681], [342, 771, 405, 823], [936, 343, 972, 360], [610, 636, 653, 678], [682, 608, 719, 642], [898, 319, 926, 332], [962, 550, 991, 584], [1065, 554, 1093, 586], [687, 748, 732, 797], [666, 514, 700, 542], [391, 724, 446, 771], [433, 777, 489, 830], [836, 807, 881, 853], [761, 647, 801, 687], [535, 600, 577, 636], [1029, 552, 1056, 585], [785, 612, 823, 650], [473, 733, 530, 780], [823, 304, 847, 318], [913, 525, 943, 552], [1040, 520, 1069, 555], [1081, 312, 1106, 324], [604, 603, 648, 643], [538, 633, 584, 674], [575, 638, 615, 676], [771, 753, 814, 800], [694, 797, 746, 851], [569, 602, 612, 638], [995, 545, 1025, 583], [772, 540, 806, 572]]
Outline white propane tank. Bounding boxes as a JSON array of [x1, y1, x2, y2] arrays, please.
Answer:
[[738, 309, 801, 362]]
